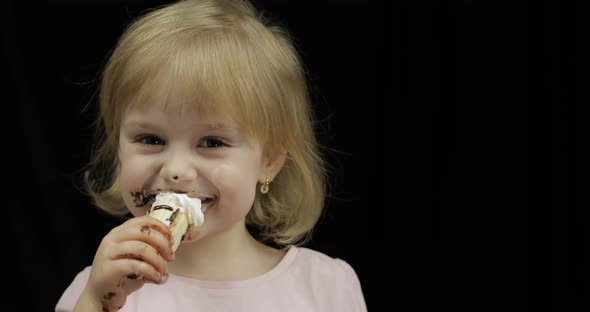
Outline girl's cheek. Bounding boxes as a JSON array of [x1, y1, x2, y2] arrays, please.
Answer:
[[211, 164, 258, 201], [210, 165, 230, 188], [210, 164, 250, 190]]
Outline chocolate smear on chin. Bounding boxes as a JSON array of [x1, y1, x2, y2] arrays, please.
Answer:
[[130, 191, 156, 207]]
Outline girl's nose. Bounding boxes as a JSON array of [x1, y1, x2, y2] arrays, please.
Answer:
[[161, 153, 197, 183]]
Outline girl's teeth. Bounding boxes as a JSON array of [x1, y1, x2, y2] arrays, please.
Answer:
[[200, 198, 214, 212]]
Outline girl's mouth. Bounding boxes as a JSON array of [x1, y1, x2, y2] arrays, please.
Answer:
[[134, 189, 216, 212], [200, 197, 215, 213]]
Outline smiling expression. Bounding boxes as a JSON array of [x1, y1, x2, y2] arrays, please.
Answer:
[[117, 97, 271, 243]]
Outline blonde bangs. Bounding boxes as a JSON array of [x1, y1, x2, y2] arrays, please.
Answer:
[[104, 13, 304, 151]]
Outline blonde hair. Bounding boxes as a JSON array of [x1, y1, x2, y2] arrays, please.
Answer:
[[84, 0, 326, 246]]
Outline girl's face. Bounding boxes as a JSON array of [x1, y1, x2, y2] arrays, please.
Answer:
[[117, 97, 278, 243]]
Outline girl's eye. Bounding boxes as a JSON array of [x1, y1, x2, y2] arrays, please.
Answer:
[[136, 135, 164, 145], [198, 138, 226, 148]]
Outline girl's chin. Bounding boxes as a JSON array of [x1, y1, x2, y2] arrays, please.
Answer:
[[181, 225, 203, 243], [182, 201, 212, 243]]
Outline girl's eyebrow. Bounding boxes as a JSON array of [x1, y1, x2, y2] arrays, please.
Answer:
[[121, 120, 166, 133], [123, 120, 237, 133], [205, 123, 243, 133], [203, 124, 241, 136], [121, 120, 157, 129], [204, 123, 227, 130]]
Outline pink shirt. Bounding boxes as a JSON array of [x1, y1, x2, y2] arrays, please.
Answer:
[[55, 246, 367, 311]]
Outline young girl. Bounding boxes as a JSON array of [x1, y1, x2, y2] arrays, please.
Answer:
[[56, 0, 366, 311]]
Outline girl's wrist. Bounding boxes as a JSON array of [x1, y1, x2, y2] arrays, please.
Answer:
[[72, 287, 104, 312]]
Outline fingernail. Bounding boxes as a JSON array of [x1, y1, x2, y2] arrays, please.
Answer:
[[160, 273, 169, 284]]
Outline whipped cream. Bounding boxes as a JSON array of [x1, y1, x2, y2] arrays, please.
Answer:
[[149, 192, 204, 226]]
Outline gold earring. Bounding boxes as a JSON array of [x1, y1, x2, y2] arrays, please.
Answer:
[[260, 179, 270, 194]]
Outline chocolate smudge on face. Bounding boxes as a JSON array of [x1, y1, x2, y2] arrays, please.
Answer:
[[130, 191, 156, 207], [140, 225, 151, 235]]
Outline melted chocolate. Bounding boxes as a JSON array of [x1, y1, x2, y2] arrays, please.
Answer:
[[101, 292, 117, 312], [103, 292, 116, 300], [140, 225, 151, 235], [130, 191, 155, 207], [151, 205, 173, 212], [167, 209, 180, 224]]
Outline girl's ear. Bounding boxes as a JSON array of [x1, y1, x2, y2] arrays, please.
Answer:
[[261, 148, 287, 181]]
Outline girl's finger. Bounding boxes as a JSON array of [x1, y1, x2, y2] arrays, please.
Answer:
[[105, 258, 166, 285], [108, 220, 175, 261], [112, 216, 173, 243], [110, 241, 169, 276]]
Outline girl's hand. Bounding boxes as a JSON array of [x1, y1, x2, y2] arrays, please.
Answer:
[[74, 216, 175, 311]]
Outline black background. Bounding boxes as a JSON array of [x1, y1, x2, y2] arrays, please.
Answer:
[[9, 0, 590, 311], [400, 1, 590, 311], [1, 0, 389, 311], [10, 0, 590, 311]]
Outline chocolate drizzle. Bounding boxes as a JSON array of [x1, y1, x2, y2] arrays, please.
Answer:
[[167, 209, 180, 224], [151, 205, 173, 212]]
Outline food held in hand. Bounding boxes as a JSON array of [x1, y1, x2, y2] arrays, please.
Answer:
[[148, 192, 204, 251]]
